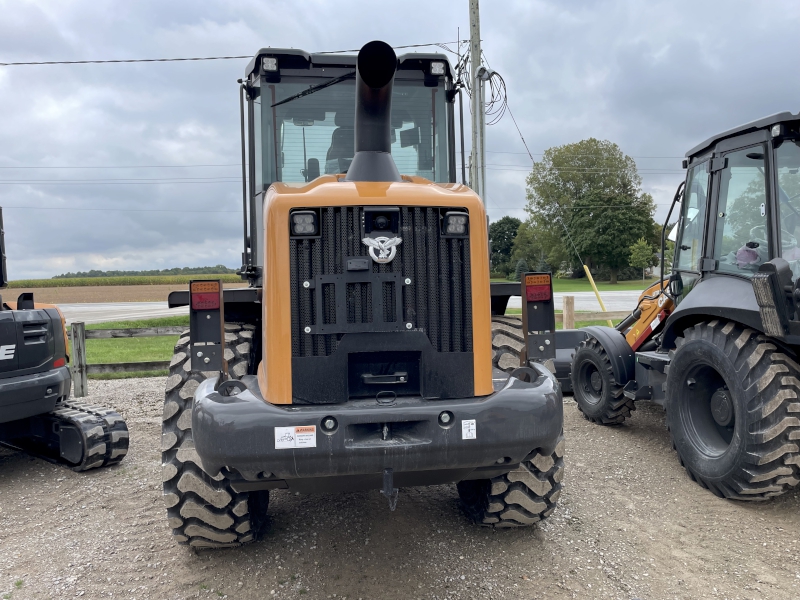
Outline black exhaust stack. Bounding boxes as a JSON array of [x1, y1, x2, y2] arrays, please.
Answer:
[[345, 41, 402, 182]]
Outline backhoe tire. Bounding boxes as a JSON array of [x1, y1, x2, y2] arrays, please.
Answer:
[[571, 336, 635, 425], [666, 320, 800, 500], [161, 323, 270, 548], [491, 316, 525, 372], [457, 433, 565, 528]]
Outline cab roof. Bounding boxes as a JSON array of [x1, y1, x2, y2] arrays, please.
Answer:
[[245, 48, 454, 79], [686, 111, 800, 159]]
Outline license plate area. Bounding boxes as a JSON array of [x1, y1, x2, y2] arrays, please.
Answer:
[[347, 351, 421, 399]]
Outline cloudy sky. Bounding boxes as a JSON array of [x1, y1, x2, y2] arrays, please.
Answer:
[[0, 0, 798, 279]]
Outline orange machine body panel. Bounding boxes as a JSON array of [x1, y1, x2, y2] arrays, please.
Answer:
[[256, 175, 493, 405], [624, 282, 674, 351]]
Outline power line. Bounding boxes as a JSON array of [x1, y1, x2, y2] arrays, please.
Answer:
[[0, 175, 241, 182], [0, 55, 251, 67], [457, 150, 684, 159], [0, 164, 242, 170], [0, 42, 468, 67], [2, 205, 233, 213], [0, 180, 240, 185]]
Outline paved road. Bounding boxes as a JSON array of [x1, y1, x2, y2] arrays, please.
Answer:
[[55, 289, 641, 325], [57, 302, 189, 325], [507, 290, 641, 311]]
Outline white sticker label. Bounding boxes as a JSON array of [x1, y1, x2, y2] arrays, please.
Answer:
[[275, 426, 317, 449], [462, 419, 477, 440], [651, 314, 661, 329]]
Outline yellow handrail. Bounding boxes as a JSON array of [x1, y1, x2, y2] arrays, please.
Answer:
[[583, 265, 613, 327]]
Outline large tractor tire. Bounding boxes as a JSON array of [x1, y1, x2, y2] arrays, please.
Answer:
[[161, 323, 270, 548], [666, 320, 800, 500], [571, 337, 635, 425], [457, 433, 565, 527], [491, 316, 525, 372]]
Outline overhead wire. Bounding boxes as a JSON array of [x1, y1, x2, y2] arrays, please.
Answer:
[[0, 41, 471, 66]]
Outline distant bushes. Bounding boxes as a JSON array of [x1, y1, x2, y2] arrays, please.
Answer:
[[52, 265, 237, 278], [9, 274, 242, 288]]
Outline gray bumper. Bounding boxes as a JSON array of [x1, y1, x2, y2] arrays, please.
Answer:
[[192, 365, 563, 493], [0, 366, 71, 425]]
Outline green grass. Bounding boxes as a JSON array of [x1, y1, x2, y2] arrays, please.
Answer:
[[85, 315, 189, 330], [491, 278, 656, 293], [73, 316, 184, 380], [85, 336, 177, 364], [8, 274, 240, 288]]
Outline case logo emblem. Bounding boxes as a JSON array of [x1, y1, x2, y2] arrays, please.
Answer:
[[362, 236, 402, 264], [0, 344, 16, 360]]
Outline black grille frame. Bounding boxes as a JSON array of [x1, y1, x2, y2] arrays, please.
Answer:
[[289, 206, 472, 357]]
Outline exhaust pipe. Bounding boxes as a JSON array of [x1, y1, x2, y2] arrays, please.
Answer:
[[345, 40, 402, 182]]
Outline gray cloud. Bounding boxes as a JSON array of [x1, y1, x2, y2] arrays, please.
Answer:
[[0, 0, 798, 277]]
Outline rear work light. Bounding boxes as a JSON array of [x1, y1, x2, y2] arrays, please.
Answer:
[[442, 211, 469, 236], [291, 210, 318, 236], [525, 274, 552, 302], [191, 281, 221, 310], [430, 61, 446, 75]]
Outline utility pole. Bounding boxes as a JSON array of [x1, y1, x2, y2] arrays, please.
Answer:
[[469, 0, 487, 205]]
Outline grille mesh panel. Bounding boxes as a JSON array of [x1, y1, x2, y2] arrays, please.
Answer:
[[289, 207, 472, 357]]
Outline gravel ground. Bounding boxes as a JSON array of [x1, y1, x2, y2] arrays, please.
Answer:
[[1, 377, 799, 600]]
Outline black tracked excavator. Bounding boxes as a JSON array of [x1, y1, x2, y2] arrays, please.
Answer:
[[0, 208, 129, 471]]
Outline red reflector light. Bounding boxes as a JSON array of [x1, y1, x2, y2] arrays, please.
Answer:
[[192, 293, 221, 310], [53, 357, 66, 368], [526, 284, 551, 302]]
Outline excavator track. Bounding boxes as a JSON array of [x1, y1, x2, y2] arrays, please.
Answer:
[[2, 401, 129, 471]]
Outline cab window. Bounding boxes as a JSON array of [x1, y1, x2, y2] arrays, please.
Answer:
[[713, 147, 768, 277], [775, 139, 800, 282], [674, 161, 709, 272]]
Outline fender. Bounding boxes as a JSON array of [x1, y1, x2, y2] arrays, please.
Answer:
[[582, 326, 635, 385], [661, 275, 764, 348]]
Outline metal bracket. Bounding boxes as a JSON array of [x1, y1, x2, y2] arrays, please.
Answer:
[[380, 468, 399, 511], [698, 258, 717, 272], [309, 268, 408, 335], [710, 156, 728, 173]]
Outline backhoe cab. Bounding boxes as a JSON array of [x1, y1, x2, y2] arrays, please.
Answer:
[[162, 41, 564, 548], [563, 112, 800, 500]]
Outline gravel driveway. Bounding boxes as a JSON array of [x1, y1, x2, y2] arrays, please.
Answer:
[[1, 378, 799, 599]]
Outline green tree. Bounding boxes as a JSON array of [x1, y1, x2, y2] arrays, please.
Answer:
[[513, 259, 529, 282], [525, 138, 655, 283], [568, 188, 655, 283], [629, 237, 656, 280], [488, 216, 522, 274], [510, 219, 570, 275]]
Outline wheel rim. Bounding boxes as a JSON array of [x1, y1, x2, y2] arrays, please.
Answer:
[[577, 360, 603, 405], [678, 363, 735, 458]]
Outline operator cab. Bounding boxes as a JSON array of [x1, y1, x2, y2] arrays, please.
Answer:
[[668, 111, 800, 342], [239, 50, 459, 284], [673, 113, 800, 293]]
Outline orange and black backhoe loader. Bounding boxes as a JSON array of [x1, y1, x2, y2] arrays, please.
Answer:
[[555, 112, 800, 501]]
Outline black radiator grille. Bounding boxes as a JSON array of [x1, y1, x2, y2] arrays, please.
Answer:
[[289, 206, 472, 357]]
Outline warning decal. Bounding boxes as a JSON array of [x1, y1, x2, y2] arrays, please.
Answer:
[[461, 419, 477, 440], [275, 425, 317, 449]]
